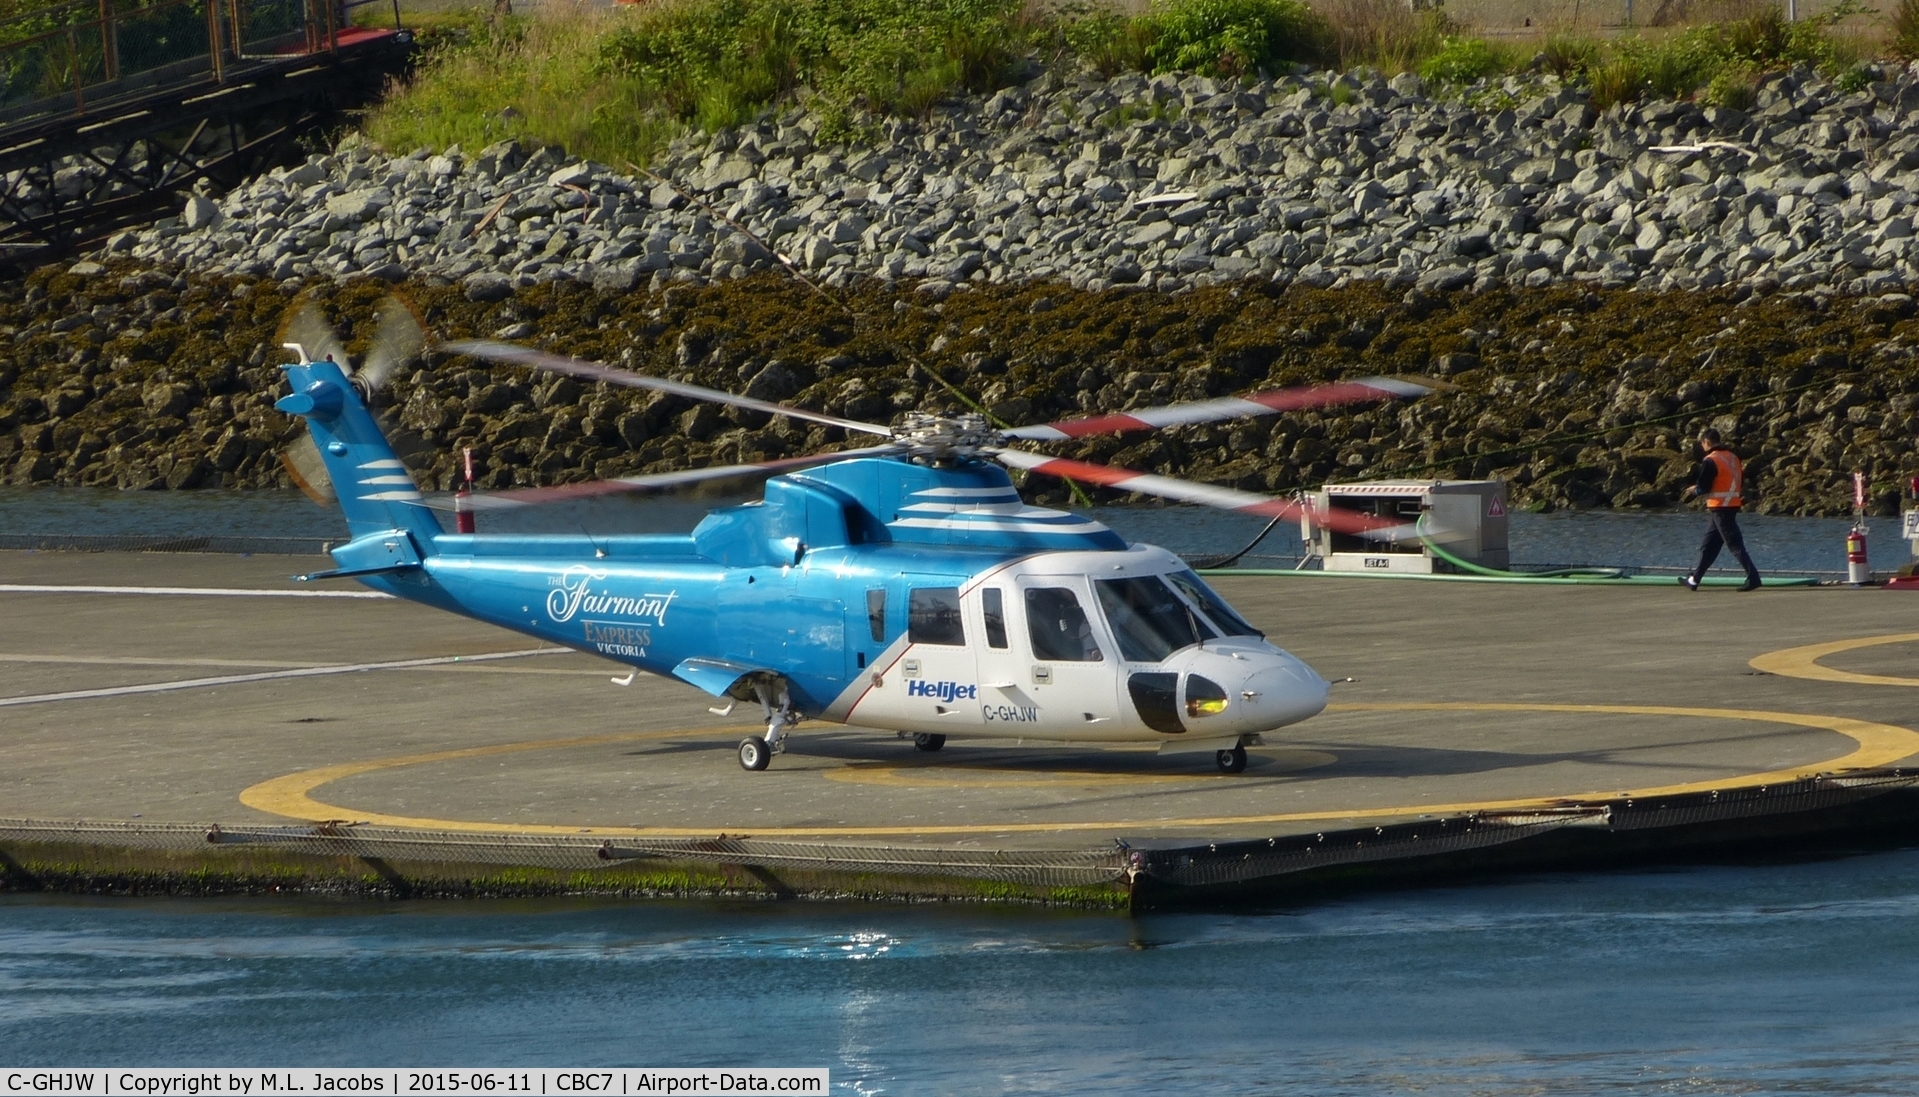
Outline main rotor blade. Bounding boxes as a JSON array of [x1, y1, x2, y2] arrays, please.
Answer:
[[358, 294, 428, 393], [277, 301, 350, 369], [426, 443, 909, 511], [442, 340, 896, 439], [989, 448, 1416, 540], [1000, 376, 1443, 441]]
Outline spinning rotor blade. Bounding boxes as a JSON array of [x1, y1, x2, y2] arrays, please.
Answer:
[[277, 301, 351, 370], [999, 376, 1443, 441], [442, 340, 897, 439], [989, 448, 1417, 540], [281, 433, 336, 507], [426, 443, 909, 511], [358, 294, 428, 393]]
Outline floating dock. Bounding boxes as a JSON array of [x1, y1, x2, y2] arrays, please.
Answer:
[[3, 550, 1918, 909]]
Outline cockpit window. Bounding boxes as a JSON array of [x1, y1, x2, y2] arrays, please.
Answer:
[[1025, 587, 1103, 662], [1095, 576, 1215, 663], [1166, 570, 1264, 638]]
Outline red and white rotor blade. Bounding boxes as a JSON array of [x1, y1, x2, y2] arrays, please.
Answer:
[[999, 376, 1441, 441], [431, 444, 908, 512], [990, 449, 1416, 540], [443, 340, 896, 439]]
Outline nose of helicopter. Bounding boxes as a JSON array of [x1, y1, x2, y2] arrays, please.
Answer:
[[1232, 650, 1330, 731], [1178, 642, 1329, 734]]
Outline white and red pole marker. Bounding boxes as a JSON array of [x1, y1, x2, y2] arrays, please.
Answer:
[[1847, 469, 1871, 586], [455, 447, 477, 534]]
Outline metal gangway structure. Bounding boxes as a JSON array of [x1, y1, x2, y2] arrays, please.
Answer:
[[0, 0, 413, 264]]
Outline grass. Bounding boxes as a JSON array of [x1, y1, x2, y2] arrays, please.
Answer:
[[368, 6, 675, 166], [1546, 1, 1872, 109], [367, 0, 1894, 164]]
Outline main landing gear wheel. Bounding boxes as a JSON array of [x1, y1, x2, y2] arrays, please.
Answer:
[[1215, 745, 1248, 774], [738, 736, 772, 771], [914, 733, 947, 752]]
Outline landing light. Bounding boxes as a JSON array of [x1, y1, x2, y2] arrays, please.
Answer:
[[1186, 674, 1229, 718]]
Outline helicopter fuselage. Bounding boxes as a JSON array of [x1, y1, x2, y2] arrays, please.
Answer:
[[380, 537, 1329, 746]]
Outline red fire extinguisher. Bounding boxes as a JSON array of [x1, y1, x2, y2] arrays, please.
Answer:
[[1847, 526, 1870, 585]]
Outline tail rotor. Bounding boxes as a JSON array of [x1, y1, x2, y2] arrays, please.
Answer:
[[274, 293, 430, 507]]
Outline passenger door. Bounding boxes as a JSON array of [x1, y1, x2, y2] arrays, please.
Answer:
[[972, 577, 1120, 738]]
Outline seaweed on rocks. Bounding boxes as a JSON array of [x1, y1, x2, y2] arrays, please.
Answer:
[[2, 262, 1916, 517]]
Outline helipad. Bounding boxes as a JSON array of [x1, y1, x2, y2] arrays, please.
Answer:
[[4, 550, 1918, 905]]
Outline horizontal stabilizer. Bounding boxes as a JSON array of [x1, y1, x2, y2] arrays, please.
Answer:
[[294, 562, 421, 583]]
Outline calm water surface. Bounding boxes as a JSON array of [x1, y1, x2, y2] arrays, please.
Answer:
[[0, 486, 1897, 576], [5, 850, 1919, 1092]]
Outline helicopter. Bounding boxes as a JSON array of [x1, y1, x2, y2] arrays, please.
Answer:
[[273, 307, 1442, 773]]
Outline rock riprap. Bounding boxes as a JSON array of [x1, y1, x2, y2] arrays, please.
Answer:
[[1, 267, 1914, 517], [99, 61, 1919, 298]]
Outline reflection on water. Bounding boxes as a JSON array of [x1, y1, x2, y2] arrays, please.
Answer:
[[0, 486, 1900, 576], [4, 849, 1919, 1092]]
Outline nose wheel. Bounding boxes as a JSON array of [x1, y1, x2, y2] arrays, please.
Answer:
[[1215, 744, 1248, 774]]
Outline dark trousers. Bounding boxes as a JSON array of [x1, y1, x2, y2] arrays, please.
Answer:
[[1692, 507, 1761, 583]]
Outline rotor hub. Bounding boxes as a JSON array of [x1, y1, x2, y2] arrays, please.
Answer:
[[892, 412, 998, 461]]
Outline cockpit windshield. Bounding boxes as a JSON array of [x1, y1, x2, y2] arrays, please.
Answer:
[[1095, 576, 1216, 663], [1166, 570, 1264, 638]]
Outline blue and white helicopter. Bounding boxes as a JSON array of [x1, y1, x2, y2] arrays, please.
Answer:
[[275, 304, 1438, 773]]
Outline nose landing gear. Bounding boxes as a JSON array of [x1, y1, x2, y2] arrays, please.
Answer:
[[1215, 744, 1248, 774]]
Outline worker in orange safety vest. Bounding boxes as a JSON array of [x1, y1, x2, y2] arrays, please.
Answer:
[[1679, 427, 1762, 591]]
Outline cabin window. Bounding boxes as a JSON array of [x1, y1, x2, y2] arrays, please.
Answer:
[[1167, 570, 1263, 638], [908, 588, 965, 646], [1096, 576, 1215, 663], [981, 588, 1009, 649], [1025, 587, 1102, 662], [866, 589, 886, 642]]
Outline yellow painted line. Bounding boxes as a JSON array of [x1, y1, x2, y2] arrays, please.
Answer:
[[822, 749, 1338, 789], [238, 702, 1919, 838], [1749, 633, 1919, 687]]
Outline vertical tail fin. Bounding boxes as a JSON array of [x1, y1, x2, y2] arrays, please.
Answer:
[[275, 348, 442, 549]]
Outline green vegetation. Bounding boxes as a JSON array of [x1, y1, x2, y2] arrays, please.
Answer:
[[1416, 34, 1513, 85], [1555, 3, 1872, 109], [1896, 0, 1919, 57], [1142, 0, 1324, 76], [368, 0, 1891, 164]]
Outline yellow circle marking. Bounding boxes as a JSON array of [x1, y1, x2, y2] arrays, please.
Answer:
[[238, 702, 1919, 838], [1749, 633, 1919, 687], [821, 749, 1339, 789]]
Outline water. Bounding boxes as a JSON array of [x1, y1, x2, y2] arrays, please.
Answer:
[[5, 850, 1919, 1090], [0, 486, 1892, 576]]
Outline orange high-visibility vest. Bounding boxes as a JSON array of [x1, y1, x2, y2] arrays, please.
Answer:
[[1703, 448, 1744, 508]]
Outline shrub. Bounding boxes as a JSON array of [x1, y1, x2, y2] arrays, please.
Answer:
[[1063, 10, 1158, 78], [1310, 0, 1453, 73], [1539, 33, 1601, 80], [1143, 0, 1329, 77], [1701, 66, 1757, 108], [1588, 55, 1644, 109], [1417, 35, 1505, 85], [590, 0, 1030, 125], [1896, 0, 1919, 59]]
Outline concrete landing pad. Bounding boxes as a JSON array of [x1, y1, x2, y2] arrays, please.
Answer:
[[5, 551, 1919, 856]]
